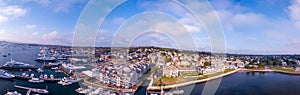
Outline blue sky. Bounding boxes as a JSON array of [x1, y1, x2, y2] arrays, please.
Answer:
[[0, 0, 299, 54]]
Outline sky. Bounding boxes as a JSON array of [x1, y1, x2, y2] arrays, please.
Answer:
[[0, 0, 299, 54]]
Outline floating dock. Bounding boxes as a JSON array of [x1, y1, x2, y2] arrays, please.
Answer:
[[14, 85, 49, 94]]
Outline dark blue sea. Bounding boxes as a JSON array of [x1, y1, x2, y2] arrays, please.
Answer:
[[135, 71, 300, 95]]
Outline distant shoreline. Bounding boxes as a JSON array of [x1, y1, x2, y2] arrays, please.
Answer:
[[1, 41, 300, 55], [147, 68, 300, 90]]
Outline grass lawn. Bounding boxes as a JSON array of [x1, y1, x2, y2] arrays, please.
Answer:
[[153, 76, 197, 86], [224, 68, 236, 73], [272, 67, 295, 72], [179, 71, 199, 76], [152, 69, 236, 86]]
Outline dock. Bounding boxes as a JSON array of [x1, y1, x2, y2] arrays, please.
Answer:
[[14, 74, 62, 82], [14, 85, 49, 94]]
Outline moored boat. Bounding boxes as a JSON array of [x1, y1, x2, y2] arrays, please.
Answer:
[[31, 89, 49, 94], [28, 78, 44, 83], [0, 70, 15, 79], [1, 59, 38, 70], [58, 77, 78, 86], [36, 56, 57, 62], [5, 91, 21, 95]]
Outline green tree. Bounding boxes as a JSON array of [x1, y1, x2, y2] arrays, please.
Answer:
[[204, 61, 211, 66], [267, 60, 272, 65], [273, 59, 279, 66], [245, 64, 252, 69]]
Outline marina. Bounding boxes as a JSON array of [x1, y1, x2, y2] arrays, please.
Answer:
[[0, 59, 38, 70], [0, 43, 80, 95], [14, 85, 49, 94]]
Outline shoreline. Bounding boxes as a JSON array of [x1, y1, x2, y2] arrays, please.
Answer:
[[147, 68, 300, 90]]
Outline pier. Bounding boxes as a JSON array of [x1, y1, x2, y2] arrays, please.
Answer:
[[13, 74, 62, 82], [14, 85, 49, 94]]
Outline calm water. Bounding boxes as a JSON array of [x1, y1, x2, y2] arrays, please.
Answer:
[[135, 72, 300, 95], [0, 44, 80, 95]]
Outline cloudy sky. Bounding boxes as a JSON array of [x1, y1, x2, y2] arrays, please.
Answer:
[[0, 0, 299, 54]]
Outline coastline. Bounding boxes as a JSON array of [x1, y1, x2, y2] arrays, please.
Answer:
[[147, 68, 300, 90]]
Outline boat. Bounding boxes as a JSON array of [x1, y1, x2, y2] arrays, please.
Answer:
[[28, 78, 44, 83], [36, 56, 57, 62], [5, 91, 21, 95], [43, 62, 62, 68], [1, 59, 38, 70], [0, 70, 15, 79], [171, 89, 184, 94], [37, 68, 43, 73], [58, 77, 78, 86], [55, 70, 63, 73], [76, 88, 92, 94], [31, 89, 49, 94], [44, 74, 48, 79], [51, 67, 59, 70]]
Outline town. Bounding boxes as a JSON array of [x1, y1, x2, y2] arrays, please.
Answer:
[[36, 45, 300, 94], [1, 41, 300, 95]]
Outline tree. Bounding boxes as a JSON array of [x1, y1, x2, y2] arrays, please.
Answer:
[[204, 61, 211, 66], [267, 60, 272, 65], [245, 64, 252, 69], [273, 59, 279, 66], [258, 63, 265, 69]]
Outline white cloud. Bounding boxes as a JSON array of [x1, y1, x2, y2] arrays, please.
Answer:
[[0, 5, 28, 18], [184, 25, 200, 33], [0, 29, 5, 34], [26, 24, 37, 29], [288, 0, 300, 28], [42, 31, 58, 40], [0, 4, 28, 24], [0, 15, 8, 23]]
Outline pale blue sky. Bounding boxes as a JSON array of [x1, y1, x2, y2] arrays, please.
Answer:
[[0, 0, 299, 54]]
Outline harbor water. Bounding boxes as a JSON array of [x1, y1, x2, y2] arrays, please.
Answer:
[[136, 72, 300, 95], [0, 44, 80, 95]]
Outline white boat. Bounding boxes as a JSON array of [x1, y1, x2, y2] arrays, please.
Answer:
[[36, 56, 57, 62], [58, 77, 78, 86], [28, 78, 44, 83], [2, 59, 38, 69], [0, 70, 15, 79], [5, 91, 21, 95], [51, 67, 59, 70], [30, 74, 35, 78], [31, 89, 49, 94], [76, 88, 92, 94], [39, 74, 43, 79], [37, 68, 43, 73], [59, 81, 73, 86], [44, 74, 48, 79]]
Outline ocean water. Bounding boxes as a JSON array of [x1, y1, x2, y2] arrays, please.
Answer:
[[0, 44, 80, 95], [135, 72, 300, 95]]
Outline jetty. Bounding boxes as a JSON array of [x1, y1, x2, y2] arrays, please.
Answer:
[[14, 85, 49, 94], [14, 74, 62, 82]]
